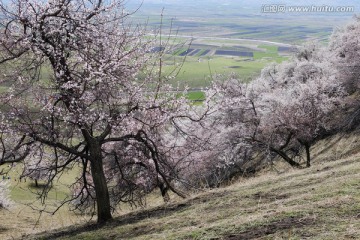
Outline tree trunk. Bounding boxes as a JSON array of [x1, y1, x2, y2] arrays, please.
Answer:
[[158, 181, 170, 202], [270, 147, 302, 168], [298, 140, 311, 168], [88, 140, 112, 224], [304, 143, 311, 168]]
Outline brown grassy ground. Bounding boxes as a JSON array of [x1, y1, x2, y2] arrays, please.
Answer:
[[2, 132, 360, 240]]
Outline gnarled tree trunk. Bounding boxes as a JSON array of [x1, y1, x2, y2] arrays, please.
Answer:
[[89, 139, 112, 224], [298, 140, 311, 168], [270, 146, 302, 168], [304, 142, 311, 168]]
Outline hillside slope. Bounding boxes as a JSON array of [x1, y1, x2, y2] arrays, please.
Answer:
[[20, 133, 360, 240]]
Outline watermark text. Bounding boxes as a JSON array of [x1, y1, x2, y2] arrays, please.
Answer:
[[261, 5, 354, 13]]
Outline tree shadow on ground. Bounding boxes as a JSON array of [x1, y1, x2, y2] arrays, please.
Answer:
[[224, 216, 316, 240], [24, 202, 190, 239], [22, 191, 230, 240]]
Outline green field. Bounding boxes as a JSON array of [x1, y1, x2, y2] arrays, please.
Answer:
[[165, 56, 267, 87], [185, 91, 206, 101], [3, 163, 78, 203], [159, 39, 290, 88]]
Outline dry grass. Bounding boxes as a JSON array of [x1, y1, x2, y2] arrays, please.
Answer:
[[2, 132, 360, 239]]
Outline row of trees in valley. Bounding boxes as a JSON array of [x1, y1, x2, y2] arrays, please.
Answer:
[[0, 0, 359, 225]]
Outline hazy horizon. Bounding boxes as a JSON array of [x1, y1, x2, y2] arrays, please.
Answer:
[[125, 0, 359, 44]]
